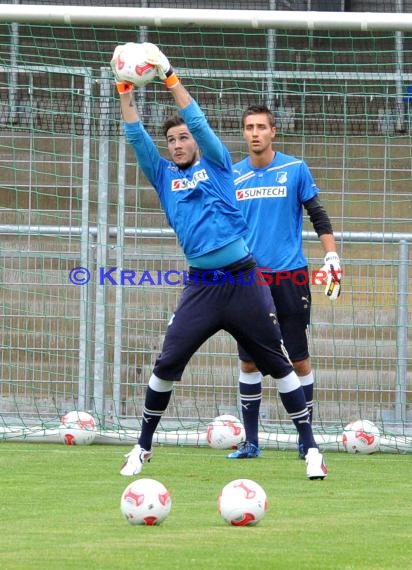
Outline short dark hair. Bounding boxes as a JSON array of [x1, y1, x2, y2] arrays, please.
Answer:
[[241, 104, 275, 129], [162, 114, 186, 137]]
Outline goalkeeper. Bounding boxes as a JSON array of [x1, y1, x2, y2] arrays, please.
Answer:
[[111, 43, 327, 480], [228, 104, 341, 461]]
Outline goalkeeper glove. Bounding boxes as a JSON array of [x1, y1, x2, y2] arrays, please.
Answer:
[[142, 42, 180, 88], [314, 252, 342, 300], [110, 44, 134, 94]]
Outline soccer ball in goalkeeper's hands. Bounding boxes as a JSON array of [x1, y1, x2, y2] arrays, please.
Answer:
[[112, 42, 157, 88], [58, 410, 97, 445], [206, 414, 245, 449], [120, 478, 172, 526], [342, 419, 381, 454], [218, 479, 268, 526]]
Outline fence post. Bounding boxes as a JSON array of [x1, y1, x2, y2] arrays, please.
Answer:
[[78, 72, 93, 412], [92, 69, 111, 422], [112, 136, 126, 419], [395, 239, 409, 425]]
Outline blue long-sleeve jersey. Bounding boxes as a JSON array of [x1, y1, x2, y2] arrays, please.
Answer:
[[124, 100, 248, 260]]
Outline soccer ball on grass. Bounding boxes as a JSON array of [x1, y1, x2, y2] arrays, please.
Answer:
[[218, 478, 268, 526], [342, 419, 381, 454], [120, 478, 172, 526], [206, 414, 245, 449], [58, 410, 97, 445], [111, 42, 157, 88]]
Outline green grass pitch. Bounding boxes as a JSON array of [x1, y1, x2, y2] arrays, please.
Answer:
[[1, 443, 411, 570]]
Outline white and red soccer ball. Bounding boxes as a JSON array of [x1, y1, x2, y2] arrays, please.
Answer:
[[112, 42, 157, 88], [218, 478, 268, 526], [58, 410, 97, 445], [120, 478, 172, 526], [342, 419, 381, 454], [206, 414, 245, 449]]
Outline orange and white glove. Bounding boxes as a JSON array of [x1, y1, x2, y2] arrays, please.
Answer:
[[142, 42, 180, 88], [314, 252, 342, 300], [110, 44, 134, 94]]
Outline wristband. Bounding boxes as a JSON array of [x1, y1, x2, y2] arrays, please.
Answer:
[[163, 68, 180, 89], [116, 82, 134, 94]]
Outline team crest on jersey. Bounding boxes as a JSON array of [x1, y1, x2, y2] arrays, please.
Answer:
[[276, 171, 288, 184], [171, 169, 209, 191]]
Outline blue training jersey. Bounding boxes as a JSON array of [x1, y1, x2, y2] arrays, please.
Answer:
[[233, 151, 319, 271], [124, 100, 248, 260]]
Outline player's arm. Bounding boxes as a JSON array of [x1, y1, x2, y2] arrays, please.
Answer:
[[110, 46, 141, 123], [110, 45, 164, 189], [304, 196, 342, 300], [142, 42, 191, 108], [144, 43, 229, 168], [319, 233, 338, 255], [118, 89, 139, 123], [165, 79, 193, 110], [303, 195, 333, 239]]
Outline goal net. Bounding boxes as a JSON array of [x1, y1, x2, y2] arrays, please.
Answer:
[[0, 2, 411, 453]]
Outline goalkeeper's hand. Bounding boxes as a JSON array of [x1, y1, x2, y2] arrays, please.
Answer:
[[313, 252, 342, 300], [142, 42, 180, 88], [110, 44, 134, 94]]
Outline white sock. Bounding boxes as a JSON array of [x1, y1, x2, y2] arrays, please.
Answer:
[[238, 370, 263, 384], [299, 371, 314, 386], [277, 371, 301, 393], [148, 374, 174, 392]]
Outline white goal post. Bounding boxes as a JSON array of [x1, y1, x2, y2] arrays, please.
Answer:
[[0, 6, 412, 31]]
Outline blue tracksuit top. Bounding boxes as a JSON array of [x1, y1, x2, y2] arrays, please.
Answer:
[[124, 99, 248, 259]]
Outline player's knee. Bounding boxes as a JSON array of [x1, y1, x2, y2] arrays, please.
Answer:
[[240, 360, 259, 374], [153, 358, 184, 382], [293, 358, 311, 376]]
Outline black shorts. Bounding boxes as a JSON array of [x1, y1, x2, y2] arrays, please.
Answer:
[[238, 266, 311, 363], [153, 256, 293, 381]]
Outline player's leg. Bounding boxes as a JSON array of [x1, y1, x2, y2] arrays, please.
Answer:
[[277, 316, 312, 459], [120, 373, 170, 476], [120, 282, 222, 476], [227, 352, 262, 458], [293, 357, 313, 421], [231, 272, 310, 459], [225, 278, 326, 478], [140, 283, 222, 446], [225, 282, 312, 442], [272, 270, 313, 458], [273, 273, 313, 420]]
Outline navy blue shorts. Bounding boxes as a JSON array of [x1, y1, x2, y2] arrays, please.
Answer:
[[152, 256, 293, 381], [238, 266, 311, 363]]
